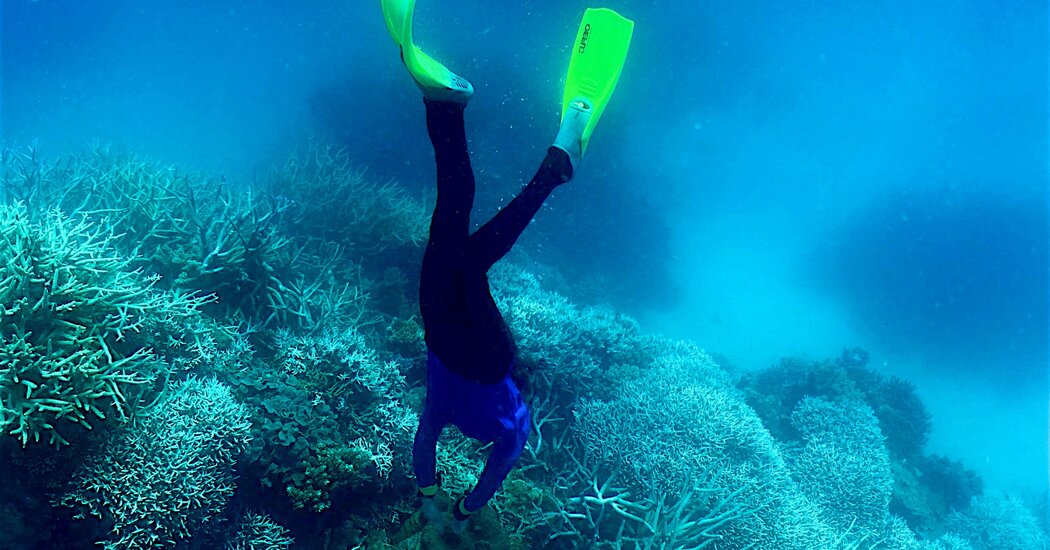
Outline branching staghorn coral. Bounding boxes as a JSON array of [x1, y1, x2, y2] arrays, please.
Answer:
[[945, 493, 1050, 550], [0, 144, 372, 334], [3, 144, 252, 272], [932, 533, 976, 550], [174, 185, 292, 322], [788, 397, 895, 537], [265, 142, 430, 255], [0, 204, 209, 446], [1, 143, 72, 207], [62, 377, 252, 549], [565, 353, 838, 549], [541, 450, 768, 549], [265, 260, 377, 336], [490, 264, 664, 461], [226, 511, 294, 550]]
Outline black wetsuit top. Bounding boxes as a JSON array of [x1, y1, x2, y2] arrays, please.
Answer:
[[419, 100, 571, 384]]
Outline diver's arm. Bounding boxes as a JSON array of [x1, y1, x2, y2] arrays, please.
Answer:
[[467, 147, 572, 271]]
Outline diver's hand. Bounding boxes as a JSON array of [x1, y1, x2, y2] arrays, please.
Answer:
[[451, 516, 470, 534], [420, 496, 444, 532], [451, 496, 476, 534]]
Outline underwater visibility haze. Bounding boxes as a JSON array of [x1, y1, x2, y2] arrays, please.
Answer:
[[1, 0, 1047, 548]]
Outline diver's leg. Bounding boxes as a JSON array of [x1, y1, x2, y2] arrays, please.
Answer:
[[466, 147, 573, 271], [425, 99, 475, 246], [464, 99, 590, 271]]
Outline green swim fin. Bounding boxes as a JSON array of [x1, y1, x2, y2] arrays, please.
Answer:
[[380, 0, 473, 102], [561, 8, 634, 154]]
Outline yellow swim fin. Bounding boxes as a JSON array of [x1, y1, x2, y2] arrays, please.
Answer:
[[380, 0, 473, 102], [561, 8, 634, 154]]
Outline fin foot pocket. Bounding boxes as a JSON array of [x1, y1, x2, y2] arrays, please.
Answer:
[[552, 97, 593, 169], [382, 0, 473, 103]]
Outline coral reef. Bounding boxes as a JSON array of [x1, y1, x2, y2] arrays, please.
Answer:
[[2, 144, 1045, 550], [739, 348, 933, 461], [946, 494, 1050, 550], [264, 143, 429, 256], [61, 377, 252, 549], [0, 203, 210, 446], [788, 397, 894, 536], [738, 348, 972, 540], [227, 511, 294, 550], [0, 145, 376, 338], [567, 356, 835, 549]]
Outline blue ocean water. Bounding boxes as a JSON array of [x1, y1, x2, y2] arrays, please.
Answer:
[[1, 1, 1047, 548]]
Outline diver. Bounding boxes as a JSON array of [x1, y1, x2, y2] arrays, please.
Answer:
[[380, 0, 633, 534]]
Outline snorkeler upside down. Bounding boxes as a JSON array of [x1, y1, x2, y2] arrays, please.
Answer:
[[380, 0, 634, 534]]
